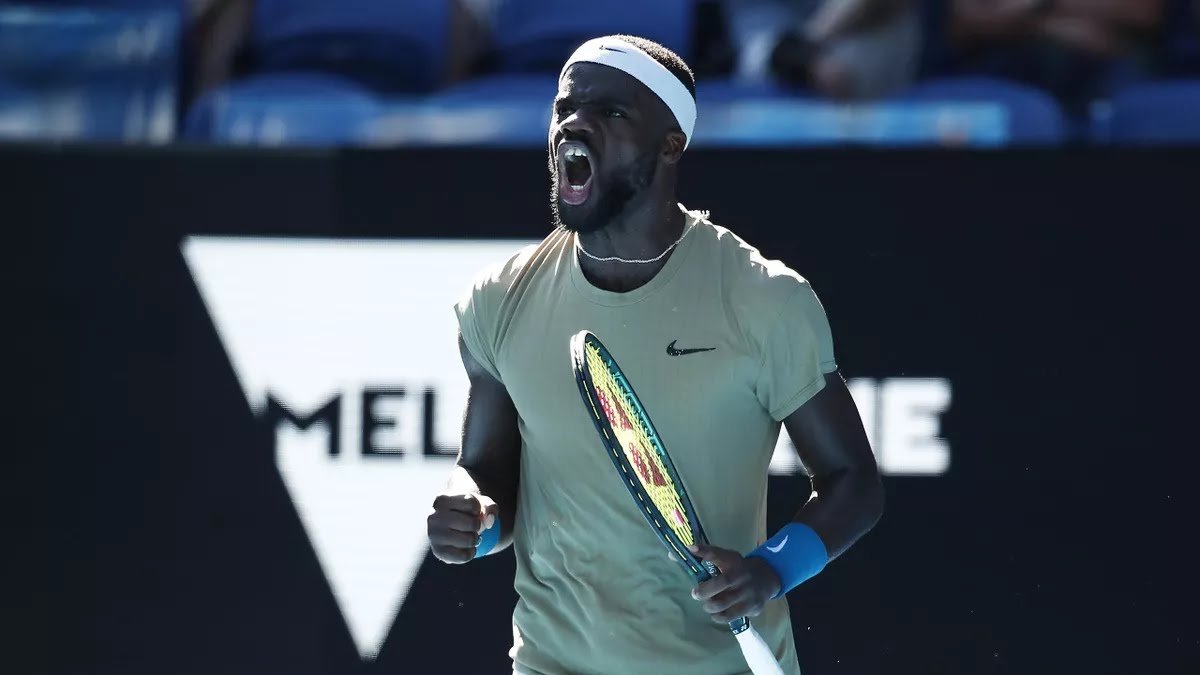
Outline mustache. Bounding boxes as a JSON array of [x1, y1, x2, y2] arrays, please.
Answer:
[[549, 150, 659, 232]]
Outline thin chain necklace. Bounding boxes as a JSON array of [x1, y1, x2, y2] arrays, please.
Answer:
[[575, 219, 695, 265]]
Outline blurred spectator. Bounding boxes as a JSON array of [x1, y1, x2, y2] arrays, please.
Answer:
[[724, 0, 922, 100], [189, 0, 254, 102], [445, 0, 492, 82], [942, 0, 1166, 111], [951, 0, 1162, 58], [186, 0, 487, 103], [1160, 0, 1200, 73]]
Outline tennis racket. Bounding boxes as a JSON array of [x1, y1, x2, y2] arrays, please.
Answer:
[[570, 330, 784, 675]]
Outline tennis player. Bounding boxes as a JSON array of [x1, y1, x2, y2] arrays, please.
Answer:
[[427, 34, 884, 675]]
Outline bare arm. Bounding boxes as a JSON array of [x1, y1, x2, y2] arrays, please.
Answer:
[[690, 370, 884, 621], [450, 334, 522, 549], [782, 371, 884, 559], [444, 0, 489, 85], [188, 0, 253, 98], [1034, 13, 1121, 54], [1032, 0, 1164, 55], [1049, 0, 1164, 29], [951, 0, 1162, 47], [807, 0, 913, 42], [426, 334, 522, 562]]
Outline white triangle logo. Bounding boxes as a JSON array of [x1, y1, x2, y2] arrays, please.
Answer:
[[182, 236, 532, 659]]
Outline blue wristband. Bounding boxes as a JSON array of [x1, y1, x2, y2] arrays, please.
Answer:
[[473, 518, 501, 558], [747, 523, 828, 598]]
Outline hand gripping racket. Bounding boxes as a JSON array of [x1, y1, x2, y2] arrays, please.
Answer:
[[570, 330, 784, 675]]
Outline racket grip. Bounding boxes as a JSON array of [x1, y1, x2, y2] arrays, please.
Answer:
[[733, 623, 786, 675], [703, 557, 780, 672]]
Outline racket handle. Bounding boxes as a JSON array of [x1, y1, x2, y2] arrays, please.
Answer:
[[701, 558, 783, 674], [733, 622, 786, 675]]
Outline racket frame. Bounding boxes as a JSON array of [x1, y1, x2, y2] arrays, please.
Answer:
[[570, 330, 751, 635]]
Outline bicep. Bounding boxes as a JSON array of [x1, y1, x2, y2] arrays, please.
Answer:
[[457, 334, 521, 472], [781, 371, 877, 481]]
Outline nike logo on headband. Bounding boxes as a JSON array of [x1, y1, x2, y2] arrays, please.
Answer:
[[563, 37, 697, 150]]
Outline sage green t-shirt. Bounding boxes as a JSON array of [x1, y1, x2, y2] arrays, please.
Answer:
[[455, 205, 837, 675]]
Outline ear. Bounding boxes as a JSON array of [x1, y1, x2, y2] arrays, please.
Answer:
[[661, 130, 686, 165]]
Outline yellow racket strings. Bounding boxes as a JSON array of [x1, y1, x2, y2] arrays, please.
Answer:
[[585, 344, 694, 547]]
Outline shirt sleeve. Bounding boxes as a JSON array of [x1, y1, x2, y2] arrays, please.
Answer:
[[453, 275, 504, 384], [754, 283, 839, 421]]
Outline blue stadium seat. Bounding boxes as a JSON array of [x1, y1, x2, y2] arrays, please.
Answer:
[[183, 72, 385, 145], [440, 75, 1020, 148], [695, 79, 804, 102], [188, 73, 558, 148], [424, 75, 559, 146], [0, 77, 36, 138], [424, 78, 801, 149], [9, 0, 182, 7], [432, 74, 559, 103], [251, 0, 451, 93], [1101, 80, 1200, 144], [690, 78, 1013, 148], [492, 0, 693, 72], [899, 77, 1067, 145], [0, 4, 180, 141]]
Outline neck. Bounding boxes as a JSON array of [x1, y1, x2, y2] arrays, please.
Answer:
[[575, 194, 687, 293], [577, 193, 685, 259]]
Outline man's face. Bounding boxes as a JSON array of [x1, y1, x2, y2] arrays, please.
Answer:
[[548, 62, 668, 233]]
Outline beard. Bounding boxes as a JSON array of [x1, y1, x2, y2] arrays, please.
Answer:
[[550, 151, 658, 233]]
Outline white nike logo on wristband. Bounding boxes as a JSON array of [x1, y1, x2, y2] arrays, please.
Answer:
[[765, 535, 789, 553]]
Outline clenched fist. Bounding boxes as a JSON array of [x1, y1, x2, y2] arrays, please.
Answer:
[[427, 492, 498, 564]]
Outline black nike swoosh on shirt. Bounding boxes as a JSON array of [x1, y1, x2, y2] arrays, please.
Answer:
[[666, 340, 716, 356]]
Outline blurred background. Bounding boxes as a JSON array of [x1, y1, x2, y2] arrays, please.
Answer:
[[6, 1, 1199, 675], [0, 0, 1198, 146]]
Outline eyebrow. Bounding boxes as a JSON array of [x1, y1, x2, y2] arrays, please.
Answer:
[[554, 94, 636, 111]]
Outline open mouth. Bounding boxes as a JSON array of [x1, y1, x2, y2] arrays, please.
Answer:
[[557, 140, 594, 206]]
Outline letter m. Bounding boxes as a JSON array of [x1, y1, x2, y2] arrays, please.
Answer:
[[263, 394, 343, 456]]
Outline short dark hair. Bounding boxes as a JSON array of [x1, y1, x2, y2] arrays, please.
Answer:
[[612, 35, 696, 100]]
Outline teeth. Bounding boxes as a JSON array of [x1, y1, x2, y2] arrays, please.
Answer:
[[562, 143, 591, 190]]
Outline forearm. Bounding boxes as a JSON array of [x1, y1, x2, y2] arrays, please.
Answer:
[[744, 466, 882, 598], [793, 467, 884, 559]]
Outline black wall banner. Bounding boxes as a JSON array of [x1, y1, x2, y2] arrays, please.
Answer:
[[9, 145, 1197, 675]]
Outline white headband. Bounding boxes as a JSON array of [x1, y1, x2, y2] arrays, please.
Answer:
[[560, 37, 697, 150]]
